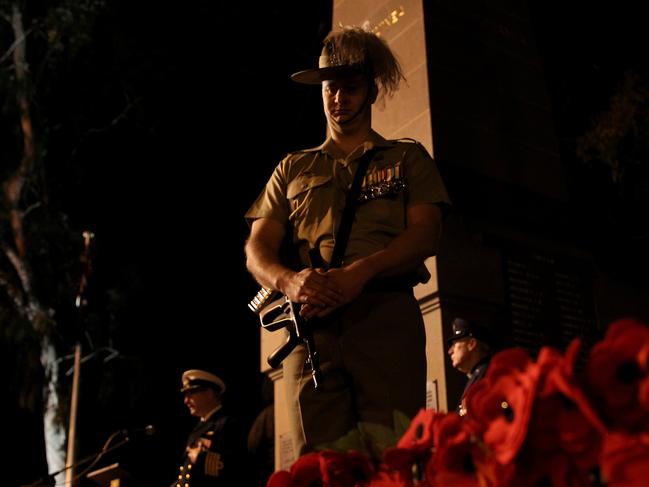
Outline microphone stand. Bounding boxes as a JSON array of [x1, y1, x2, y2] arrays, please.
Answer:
[[20, 432, 132, 487]]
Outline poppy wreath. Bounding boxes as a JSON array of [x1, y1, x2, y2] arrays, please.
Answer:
[[266, 318, 649, 487]]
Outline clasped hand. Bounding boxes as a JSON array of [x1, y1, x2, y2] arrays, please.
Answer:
[[186, 437, 212, 464], [284, 266, 368, 320]]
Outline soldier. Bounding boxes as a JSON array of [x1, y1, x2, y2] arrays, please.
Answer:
[[244, 26, 450, 459]]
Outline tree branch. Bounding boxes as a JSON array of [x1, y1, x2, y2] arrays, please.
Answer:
[[0, 269, 27, 316], [0, 24, 31, 64], [4, 3, 35, 259]]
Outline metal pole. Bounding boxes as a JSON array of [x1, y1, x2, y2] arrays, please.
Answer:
[[64, 231, 94, 487], [65, 342, 81, 486]]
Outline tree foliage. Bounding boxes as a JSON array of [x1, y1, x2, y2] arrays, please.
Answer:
[[1, 0, 107, 410], [0, 3, 127, 482], [577, 70, 649, 200]]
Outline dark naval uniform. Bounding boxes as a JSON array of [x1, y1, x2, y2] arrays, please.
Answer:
[[447, 318, 495, 417], [457, 356, 491, 416], [178, 407, 247, 487]]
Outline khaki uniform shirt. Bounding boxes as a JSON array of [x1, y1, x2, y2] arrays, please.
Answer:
[[245, 131, 450, 277]]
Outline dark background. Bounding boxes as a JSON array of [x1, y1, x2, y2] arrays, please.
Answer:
[[65, 2, 335, 485], [3, 1, 648, 486]]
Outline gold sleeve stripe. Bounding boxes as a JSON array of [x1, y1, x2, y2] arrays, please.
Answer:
[[204, 451, 224, 477]]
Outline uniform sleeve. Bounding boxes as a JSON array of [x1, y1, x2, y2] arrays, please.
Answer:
[[201, 416, 251, 485], [244, 156, 292, 227], [403, 142, 452, 212], [202, 450, 225, 477]]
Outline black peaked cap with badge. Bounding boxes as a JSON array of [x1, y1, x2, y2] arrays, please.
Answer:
[[180, 369, 226, 394], [447, 317, 495, 347]]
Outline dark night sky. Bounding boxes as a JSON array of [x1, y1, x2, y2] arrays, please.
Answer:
[[5, 1, 648, 486], [7, 2, 333, 486], [63, 2, 334, 485]]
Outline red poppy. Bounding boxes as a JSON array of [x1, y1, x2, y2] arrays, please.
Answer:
[[266, 452, 321, 487], [600, 431, 649, 486], [518, 396, 599, 487], [464, 341, 606, 486], [319, 450, 374, 487], [470, 407, 595, 487], [422, 412, 481, 486], [267, 471, 293, 487], [532, 341, 605, 470], [396, 408, 445, 454], [585, 318, 649, 431], [501, 451, 594, 487], [638, 343, 649, 413], [491, 343, 602, 486], [365, 465, 416, 487], [382, 408, 447, 483], [462, 347, 538, 465], [471, 454, 516, 487], [430, 412, 475, 474], [382, 447, 420, 484], [429, 471, 480, 487]]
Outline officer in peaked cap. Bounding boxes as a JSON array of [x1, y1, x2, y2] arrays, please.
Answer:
[[447, 318, 495, 349], [181, 369, 226, 395], [176, 369, 249, 486], [447, 318, 495, 416]]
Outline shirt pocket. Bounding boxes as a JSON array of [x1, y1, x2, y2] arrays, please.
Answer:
[[287, 174, 332, 199], [286, 174, 334, 234]]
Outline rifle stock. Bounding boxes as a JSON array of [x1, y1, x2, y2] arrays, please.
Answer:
[[249, 248, 324, 389], [266, 327, 299, 369]]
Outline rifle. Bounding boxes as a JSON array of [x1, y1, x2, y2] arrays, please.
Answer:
[[248, 249, 324, 389], [249, 147, 379, 390]]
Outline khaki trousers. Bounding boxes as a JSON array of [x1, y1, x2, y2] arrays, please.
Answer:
[[282, 290, 427, 459]]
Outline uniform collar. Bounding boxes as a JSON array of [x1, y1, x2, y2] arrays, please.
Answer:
[[305, 130, 394, 159], [315, 131, 395, 166], [201, 404, 222, 422], [468, 356, 490, 378]]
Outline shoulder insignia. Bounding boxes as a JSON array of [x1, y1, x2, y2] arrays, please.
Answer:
[[288, 145, 321, 155], [393, 138, 433, 158], [394, 137, 418, 144]]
